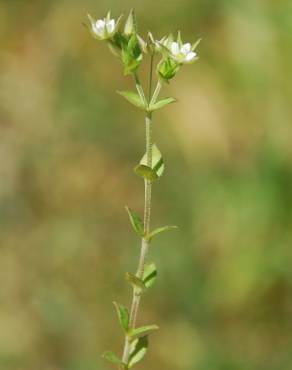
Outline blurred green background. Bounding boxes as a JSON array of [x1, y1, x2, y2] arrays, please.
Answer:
[[0, 1, 292, 370]]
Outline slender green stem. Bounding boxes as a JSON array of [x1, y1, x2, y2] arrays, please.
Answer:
[[150, 80, 162, 106], [148, 54, 154, 103], [133, 73, 147, 106], [121, 111, 153, 369]]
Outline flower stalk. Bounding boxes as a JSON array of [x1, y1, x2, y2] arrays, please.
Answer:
[[85, 8, 200, 369]]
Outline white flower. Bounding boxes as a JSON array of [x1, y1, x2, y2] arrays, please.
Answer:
[[92, 18, 116, 38], [170, 42, 197, 63], [87, 12, 122, 40], [155, 33, 200, 64]]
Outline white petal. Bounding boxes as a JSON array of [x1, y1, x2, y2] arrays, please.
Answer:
[[185, 51, 197, 61], [171, 42, 180, 55], [96, 19, 105, 28], [106, 19, 115, 33], [94, 25, 105, 36], [181, 43, 191, 55]]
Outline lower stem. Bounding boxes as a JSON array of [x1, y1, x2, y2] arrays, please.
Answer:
[[121, 112, 153, 367]]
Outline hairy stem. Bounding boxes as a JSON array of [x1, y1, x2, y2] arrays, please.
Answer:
[[121, 108, 153, 368]]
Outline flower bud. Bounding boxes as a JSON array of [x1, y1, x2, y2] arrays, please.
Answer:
[[157, 58, 179, 82], [124, 8, 137, 36]]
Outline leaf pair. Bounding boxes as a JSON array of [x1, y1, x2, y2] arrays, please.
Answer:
[[126, 207, 177, 242], [117, 90, 176, 112], [134, 144, 164, 181], [125, 262, 157, 292], [113, 302, 158, 338], [128, 335, 148, 368], [103, 335, 150, 369]]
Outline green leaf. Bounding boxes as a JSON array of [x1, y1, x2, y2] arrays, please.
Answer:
[[148, 97, 176, 112], [147, 225, 178, 241], [140, 144, 164, 178], [125, 207, 144, 236], [113, 302, 129, 332], [124, 8, 137, 36], [125, 272, 146, 291], [102, 351, 122, 365], [128, 336, 148, 368], [117, 90, 146, 110], [128, 325, 159, 340], [143, 263, 157, 289], [134, 164, 159, 181]]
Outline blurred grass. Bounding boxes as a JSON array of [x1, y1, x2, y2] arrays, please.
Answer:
[[0, 1, 292, 370]]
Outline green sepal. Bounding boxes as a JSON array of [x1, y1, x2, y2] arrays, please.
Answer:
[[143, 263, 157, 289], [106, 10, 111, 23], [128, 325, 159, 340], [102, 351, 122, 365], [177, 30, 183, 47], [124, 8, 137, 36], [117, 90, 146, 110], [134, 164, 159, 181], [146, 31, 157, 54], [137, 34, 147, 53], [192, 38, 201, 51], [111, 32, 128, 50], [148, 97, 177, 112], [125, 272, 146, 292], [113, 302, 129, 332], [140, 144, 164, 178], [128, 335, 148, 368], [125, 207, 144, 237], [146, 225, 178, 242]]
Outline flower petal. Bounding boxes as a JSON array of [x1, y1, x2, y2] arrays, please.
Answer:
[[106, 19, 115, 33], [171, 42, 179, 56], [94, 26, 105, 36], [181, 43, 191, 54], [185, 51, 197, 61], [96, 19, 105, 28]]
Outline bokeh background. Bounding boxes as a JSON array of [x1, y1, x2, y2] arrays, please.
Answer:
[[1, 0, 292, 369]]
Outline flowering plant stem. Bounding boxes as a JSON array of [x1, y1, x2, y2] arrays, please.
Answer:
[[121, 72, 154, 367], [86, 9, 200, 368]]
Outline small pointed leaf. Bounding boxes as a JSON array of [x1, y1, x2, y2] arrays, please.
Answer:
[[128, 335, 148, 368], [113, 302, 129, 332], [128, 325, 159, 340], [102, 351, 122, 365], [143, 263, 157, 289], [125, 207, 144, 236], [117, 90, 146, 110], [125, 272, 146, 291], [147, 225, 178, 241], [140, 144, 164, 177], [134, 164, 159, 181], [148, 97, 176, 112]]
